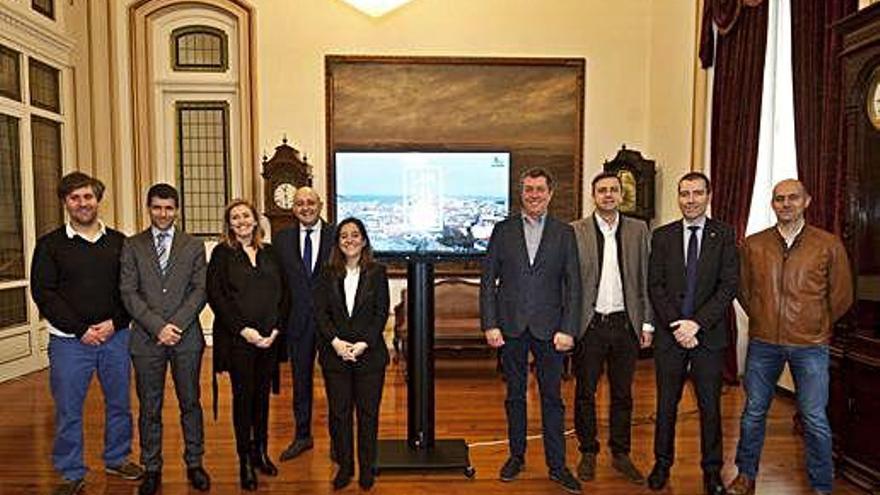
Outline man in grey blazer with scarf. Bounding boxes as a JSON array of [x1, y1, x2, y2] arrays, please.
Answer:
[[570, 171, 653, 485], [120, 184, 210, 495], [481, 167, 583, 494]]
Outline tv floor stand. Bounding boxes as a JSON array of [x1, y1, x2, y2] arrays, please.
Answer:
[[375, 259, 475, 478]]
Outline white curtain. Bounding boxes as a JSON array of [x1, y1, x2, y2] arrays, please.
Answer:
[[733, 0, 799, 376]]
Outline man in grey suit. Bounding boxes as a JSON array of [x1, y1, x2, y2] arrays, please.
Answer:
[[570, 172, 653, 485], [120, 184, 210, 495], [481, 167, 582, 494]]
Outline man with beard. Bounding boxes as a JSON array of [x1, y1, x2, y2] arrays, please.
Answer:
[[31, 172, 144, 495], [570, 171, 653, 485]]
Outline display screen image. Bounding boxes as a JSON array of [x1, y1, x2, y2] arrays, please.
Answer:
[[335, 151, 510, 258]]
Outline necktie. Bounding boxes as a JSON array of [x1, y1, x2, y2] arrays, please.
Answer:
[[303, 228, 313, 278], [681, 225, 700, 318], [156, 232, 169, 275]]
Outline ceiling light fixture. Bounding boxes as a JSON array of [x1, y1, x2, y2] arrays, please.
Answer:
[[338, 0, 414, 17]]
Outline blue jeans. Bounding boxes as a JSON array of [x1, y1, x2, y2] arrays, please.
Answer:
[[48, 329, 132, 480], [734, 340, 832, 493]]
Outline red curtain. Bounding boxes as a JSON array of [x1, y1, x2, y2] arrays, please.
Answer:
[[702, 2, 769, 383], [791, 0, 857, 235]]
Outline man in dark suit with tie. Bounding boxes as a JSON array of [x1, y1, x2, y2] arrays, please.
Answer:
[[570, 172, 653, 485], [481, 167, 582, 494], [646, 172, 738, 495], [277, 187, 335, 461], [119, 183, 210, 495]]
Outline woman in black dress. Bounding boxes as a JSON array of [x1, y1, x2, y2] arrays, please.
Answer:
[[314, 217, 389, 490], [207, 199, 287, 491]]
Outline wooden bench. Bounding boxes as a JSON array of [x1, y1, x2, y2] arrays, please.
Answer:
[[392, 278, 488, 363]]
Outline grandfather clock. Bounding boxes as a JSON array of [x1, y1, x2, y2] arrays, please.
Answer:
[[829, 4, 880, 492], [261, 137, 312, 236]]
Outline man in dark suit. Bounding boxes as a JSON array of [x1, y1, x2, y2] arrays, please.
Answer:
[[277, 187, 335, 461], [119, 184, 210, 495], [570, 172, 653, 485], [646, 172, 738, 495], [481, 167, 582, 494]]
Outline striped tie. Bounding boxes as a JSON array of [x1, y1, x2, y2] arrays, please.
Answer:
[[156, 232, 169, 275]]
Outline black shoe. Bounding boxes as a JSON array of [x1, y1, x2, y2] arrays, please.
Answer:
[[332, 469, 353, 490], [499, 456, 525, 482], [612, 453, 646, 484], [280, 436, 314, 461], [577, 452, 596, 481], [648, 463, 670, 491], [138, 472, 161, 495], [704, 471, 726, 495], [51, 478, 84, 495], [239, 458, 257, 491], [359, 470, 375, 490], [549, 467, 582, 494], [186, 466, 211, 491], [252, 450, 278, 476]]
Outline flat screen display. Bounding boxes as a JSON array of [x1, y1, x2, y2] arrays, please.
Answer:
[[335, 151, 511, 258]]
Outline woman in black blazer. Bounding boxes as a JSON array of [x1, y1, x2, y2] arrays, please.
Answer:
[[314, 217, 389, 491], [207, 199, 288, 491]]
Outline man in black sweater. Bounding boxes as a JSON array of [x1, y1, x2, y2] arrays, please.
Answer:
[[31, 172, 143, 495]]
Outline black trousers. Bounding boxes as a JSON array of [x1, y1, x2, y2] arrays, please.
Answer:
[[290, 330, 317, 440], [500, 331, 566, 472], [229, 345, 276, 458], [653, 343, 724, 472], [132, 349, 205, 472], [323, 364, 385, 475], [573, 312, 639, 455]]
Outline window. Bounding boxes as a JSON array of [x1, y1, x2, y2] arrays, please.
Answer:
[[31, 116, 63, 238], [31, 0, 55, 20], [29, 59, 60, 113], [0, 113, 28, 330], [0, 45, 21, 102], [172, 26, 227, 72], [176, 102, 230, 235], [0, 114, 24, 282]]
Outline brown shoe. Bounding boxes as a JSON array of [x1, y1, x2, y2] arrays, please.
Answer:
[[105, 460, 145, 480], [577, 453, 596, 481], [52, 479, 84, 495], [726, 474, 755, 495]]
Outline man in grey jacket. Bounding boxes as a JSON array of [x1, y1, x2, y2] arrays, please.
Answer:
[[120, 184, 210, 495], [570, 172, 653, 485]]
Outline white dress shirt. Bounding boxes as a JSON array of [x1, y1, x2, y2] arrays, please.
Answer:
[[344, 265, 360, 316], [594, 212, 625, 315]]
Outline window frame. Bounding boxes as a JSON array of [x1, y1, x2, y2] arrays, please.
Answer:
[[170, 25, 228, 72], [175, 100, 231, 236]]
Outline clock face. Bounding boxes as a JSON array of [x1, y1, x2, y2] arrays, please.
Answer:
[[273, 183, 296, 210], [867, 70, 880, 131]]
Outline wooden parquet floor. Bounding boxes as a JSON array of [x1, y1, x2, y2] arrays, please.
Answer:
[[0, 356, 863, 494]]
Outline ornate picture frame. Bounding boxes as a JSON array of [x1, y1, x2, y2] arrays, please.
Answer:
[[325, 55, 586, 276]]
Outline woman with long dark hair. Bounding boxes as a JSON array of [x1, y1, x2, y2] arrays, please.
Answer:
[[207, 199, 287, 491], [314, 217, 389, 490]]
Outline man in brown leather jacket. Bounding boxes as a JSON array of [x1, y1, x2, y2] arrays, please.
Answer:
[[727, 179, 853, 495]]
